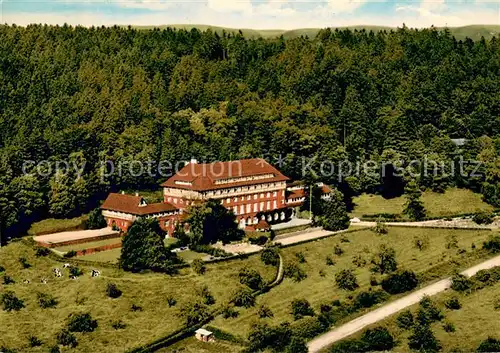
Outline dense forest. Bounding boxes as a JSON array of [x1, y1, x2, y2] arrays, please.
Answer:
[[0, 24, 499, 239]]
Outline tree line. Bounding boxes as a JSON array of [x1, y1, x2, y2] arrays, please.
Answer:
[[0, 24, 499, 242]]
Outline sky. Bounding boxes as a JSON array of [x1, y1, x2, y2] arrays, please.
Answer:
[[0, 0, 499, 29]]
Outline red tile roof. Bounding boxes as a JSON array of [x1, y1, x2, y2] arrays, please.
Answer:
[[255, 219, 271, 230], [101, 193, 178, 215], [161, 158, 289, 192]]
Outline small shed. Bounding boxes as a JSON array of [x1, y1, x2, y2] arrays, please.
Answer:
[[195, 328, 214, 342], [255, 219, 271, 232]]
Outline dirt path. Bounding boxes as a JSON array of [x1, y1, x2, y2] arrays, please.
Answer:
[[307, 253, 500, 353]]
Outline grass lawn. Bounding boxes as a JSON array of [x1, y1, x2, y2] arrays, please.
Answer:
[[326, 279, 500, 353], [53, 238, 122, 252], [157, 337, 243, 353], [77, 247, 122, 263], [210, 226, 495, 339], [177, 250, 208, 262], [0, 239, 276, 352], [28, 215, 87, 236], [350, 188, 494, 218]]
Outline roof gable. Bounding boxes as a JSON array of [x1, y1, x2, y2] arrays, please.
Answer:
[[101, 193, 178, 215]]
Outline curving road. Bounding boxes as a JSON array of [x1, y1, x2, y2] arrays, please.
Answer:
[[307, 253, 500, 353]]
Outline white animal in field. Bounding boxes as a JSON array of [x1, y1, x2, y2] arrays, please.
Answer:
[[53, 268, 63, 277], [63, 263, 71, 269], [70, 276, 78, 280], [90, 269, 101, 278], [40, 278, 48, 284], [22, 279, 30, 284]]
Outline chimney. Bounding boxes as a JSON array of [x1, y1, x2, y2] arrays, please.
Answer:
[[190, 158, 198, 164], [135, 192, 139, 197], [121, 191, 125, 195]]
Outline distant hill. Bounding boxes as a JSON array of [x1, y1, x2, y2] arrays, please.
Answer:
[[132, 24, 500, 41]]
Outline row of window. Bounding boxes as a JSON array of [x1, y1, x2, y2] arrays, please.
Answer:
[[205, 182, 285, 197], [223, 191, 282, 205], [233, 200, 278, 215]]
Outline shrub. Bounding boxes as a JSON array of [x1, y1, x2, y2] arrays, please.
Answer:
[[396, 310, 414, 330], [444, 297, 461, 310], [222, 305, 239, 319], [443, 321, 456, 332], [239, 268, 264, 291], [28, 335, 43, 347], [381, 270, 418, 294], [106, 283, 122, 298], [196, 285, 216, 305], [192, 259, 206, 275], [370, 244, 397, 274], [326, 256, 335, 266], [334, 244, 344, 256], [291, 316, 324, 339], [417, 296, 444, 324], [3, 275, 15, 285], [414, 235, 430, 251], [361, 327, 395, 351], [330, 339, 367, 353], [63, 250, 77, 258], [284, 261, 307, 282], [261, 246, 280, 266], [291, 298, 315, 320], [56, 329, 78, 347], [37, 292, 58, 309], [335, 269, 359, 291], [35, 247, 50, 257], [231, 287, 255, 308], [18, 257, 31, 269], [373, 221, 388, 235], [450, 273, 473, 292], [178, 301, 210, 326], [0, 265, 4, 273], [483, 235, 500, 253], [295, 251, 306, 263], [86, 207, 107, 229], [49, 345, 61, 353], [130, 304, 143, 312], [353, 290, 388, 309], [67, 312, 98, 332], [352, 255, 367, 268], [258, 304, 274, 318], [1, 291, 25, 311], [473, 212, 494, 225], [340, 236, 350, 243], [247, 232, 270, 245], [166, 295, 177, 307], [111, 320, 127, 330], [408, 322, 441, 353], [445, 234, 458, 249], [369, 275, 379, 286], [69, 267, 83, 277], [477, 337, 500, 352]]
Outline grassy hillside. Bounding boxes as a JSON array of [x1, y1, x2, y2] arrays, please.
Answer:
[[350, 188, 494, 218], [132, 24, 500, 41], [0, 240, 276, 352], [210, 226, 494, 339]]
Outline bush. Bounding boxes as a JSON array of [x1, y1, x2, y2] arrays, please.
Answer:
[[37, 292, 58, 309], [18, 257, 31, 269], [166, 295, 177, 307], [291, 298, 315, 320], [326, 256, 335, 266], [1, 291, 25, 311], [67, 312, 98, 332], [196, 285, 215, 305], [49, 345, 61, 353], [130, 304, 143, 312], [222, 305, 239, 319], [258, 304, 274, 318], [69, 267, 83, 277], [361, 327, 395, 351], [35, 247, 50, 257], [450, 273, 473, 292], [381, 270, 418, 294], [111, 320, 127, 330], [56, 329, 78, 347], [239, 268, 264, 291], [106, 283, 122, 298], [408, 323, 441, 353], [483, 235, 500, 253], [444, 297, 461, 310], [231, 287, 255, 308], [370, 244, 397, 274], [28, 335, 43, 347], [414, 235, 430, 251], [284, 261, 307, 282], [417, 296, 444, 324], [334, 244, 344, 256], [192, 259, 206, 275], [247, 232, 270, 245], [369, 275, 379, 286], [335, 269, 359, 291], [291, 317, 324, 339], [396, 310, 414, 330], [443, 321, 456, 332], [477, 337, 500, 352], [353, 290, 388, 310], [3, 275, 15, 285], [63, 250, 77, 258], [445, 234, 459, 249], [352, 255, 367, 268], [191, 244, 231, 258], [178, 301, 210, 326], [373, 221, 388, 235], [473, 212, 494, 225], [261, 246, 280, 266], [86, 207, 107, 229], [0, 265, 4, 273], [330, 339, 367, 353]]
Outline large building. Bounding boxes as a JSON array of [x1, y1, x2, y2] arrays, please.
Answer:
[[161, 158, 291, 229], [101, 158, 332, 235]]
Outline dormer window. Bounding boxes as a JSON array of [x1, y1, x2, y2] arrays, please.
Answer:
[[138, 198, 148, 207]]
